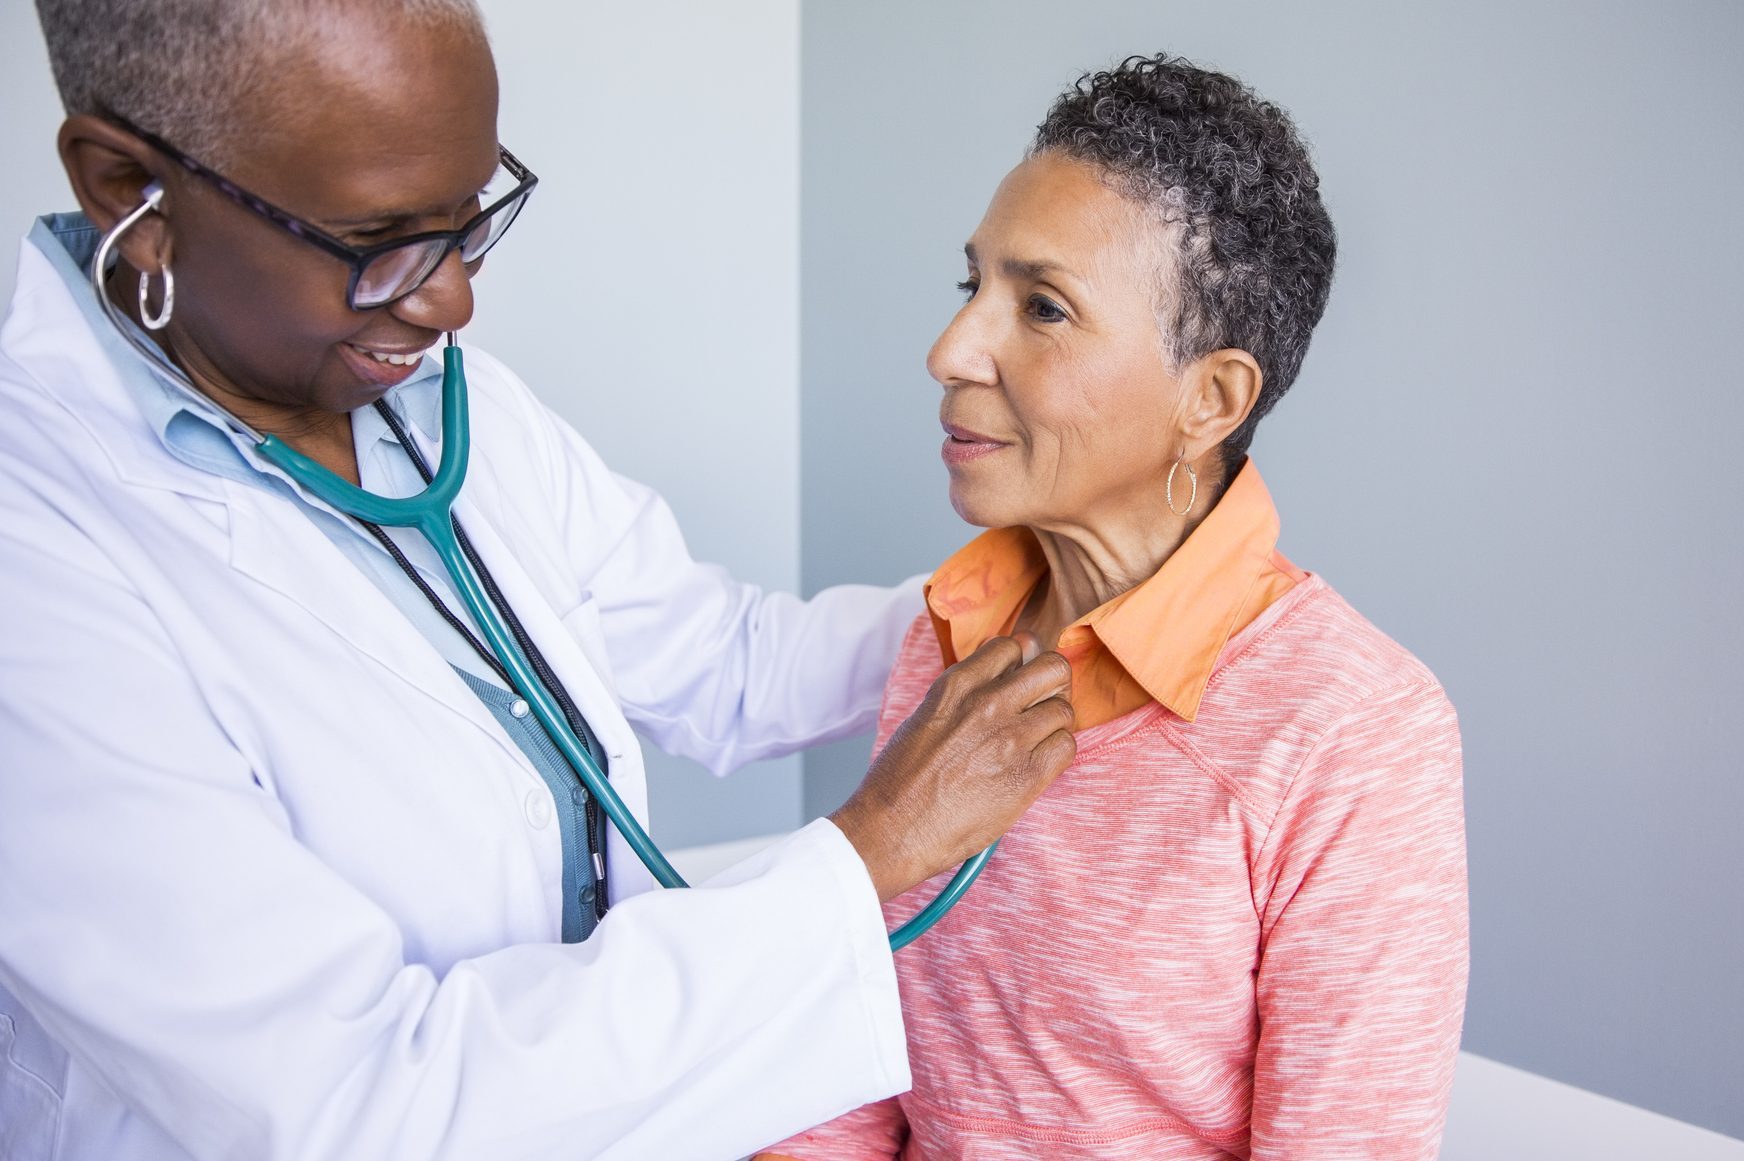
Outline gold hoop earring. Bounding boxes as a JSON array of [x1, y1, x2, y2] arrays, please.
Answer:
[[1166, 460, 1197, 517], [139, 264, 174, 331]]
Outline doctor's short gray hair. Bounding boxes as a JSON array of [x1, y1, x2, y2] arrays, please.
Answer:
[[34, 0, 486, 168], [1032, 53, 1337, 473]]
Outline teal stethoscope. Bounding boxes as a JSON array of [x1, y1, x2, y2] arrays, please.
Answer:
[[95, 186, 992, 951]]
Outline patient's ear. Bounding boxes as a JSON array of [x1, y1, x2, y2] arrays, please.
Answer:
[[1178, 348, 1263, 456]]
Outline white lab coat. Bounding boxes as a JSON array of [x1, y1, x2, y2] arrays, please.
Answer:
[[0, 232, 922, 1160]]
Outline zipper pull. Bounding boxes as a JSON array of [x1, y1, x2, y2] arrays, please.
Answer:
[[592, 851, 607, 882]]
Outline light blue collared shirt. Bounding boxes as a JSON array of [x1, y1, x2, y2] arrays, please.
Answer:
[[31, 213, 601, 940]]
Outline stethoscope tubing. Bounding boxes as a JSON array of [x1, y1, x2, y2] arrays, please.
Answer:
[[92, 189, 988, 949], [431, 501, 692, 887], [253, 343, 690, 889]]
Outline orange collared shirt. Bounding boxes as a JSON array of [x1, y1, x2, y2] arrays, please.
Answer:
[[923, 459, 1304, 727]]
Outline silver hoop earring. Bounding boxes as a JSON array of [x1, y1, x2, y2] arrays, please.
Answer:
[[1166, 460, 1198, 517], [138, 265, 174, 331]]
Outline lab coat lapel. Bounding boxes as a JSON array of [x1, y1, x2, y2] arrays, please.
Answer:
[[11, 251, 509, 754], [12, 244, 564, 794], [1, 243, 224, 502], [223, 480, 537, 773]]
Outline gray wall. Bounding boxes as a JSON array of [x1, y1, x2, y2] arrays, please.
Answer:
[[799, 0, 1744, 1138], [467, 0, 805, 850]]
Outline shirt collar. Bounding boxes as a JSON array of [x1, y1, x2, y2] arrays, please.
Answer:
[[924, 459, 1285, 723], [350, 371, 442, 449], [27, 212, 443, 477]]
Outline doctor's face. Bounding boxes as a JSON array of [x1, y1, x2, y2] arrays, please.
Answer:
[[142, 14, 500, 421], [928, 154, 1190, 533]]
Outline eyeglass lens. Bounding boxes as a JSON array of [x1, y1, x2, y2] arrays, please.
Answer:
[[355, 243, 449, 308], [352, 169, 532, 309]]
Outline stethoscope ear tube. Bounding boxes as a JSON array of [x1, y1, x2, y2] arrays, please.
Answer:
[[90, 183, 267, 442]]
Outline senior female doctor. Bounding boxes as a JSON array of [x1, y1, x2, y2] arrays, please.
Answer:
[[0, 2, 1078, 1159]]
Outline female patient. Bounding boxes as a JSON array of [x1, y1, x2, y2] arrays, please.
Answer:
[[765, 53, 1467, 1160]]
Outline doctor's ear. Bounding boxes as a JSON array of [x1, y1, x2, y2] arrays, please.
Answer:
[[58, 114, 175, 274]]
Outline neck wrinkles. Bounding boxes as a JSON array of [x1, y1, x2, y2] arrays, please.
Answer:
[[1020, 491, 1220, 646]]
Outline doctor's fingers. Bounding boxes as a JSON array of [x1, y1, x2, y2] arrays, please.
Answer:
[[936, 638, 1073, 716], [1024, 719, 1077, 787], [1007, 695, 1076, 792], [1020, 693, 1076, 744]]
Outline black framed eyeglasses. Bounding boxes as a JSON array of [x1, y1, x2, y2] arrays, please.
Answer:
[[109, 113, 538, 310]]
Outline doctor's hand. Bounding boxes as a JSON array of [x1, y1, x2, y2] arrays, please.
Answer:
[[830, 634, 1074, 902]]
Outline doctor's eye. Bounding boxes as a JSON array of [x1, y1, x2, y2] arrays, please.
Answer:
[[955, 278, 979, 300], [1028, 295, 1067, 323]]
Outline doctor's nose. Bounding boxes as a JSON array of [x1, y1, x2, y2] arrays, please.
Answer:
[[391, 248, 475, 334], [926, 303, 997, 389]]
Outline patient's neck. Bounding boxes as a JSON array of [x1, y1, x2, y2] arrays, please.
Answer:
[[1016, 496, 1215, 650]]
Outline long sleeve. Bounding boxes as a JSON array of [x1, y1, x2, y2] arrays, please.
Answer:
[[759, 1095, 910, 1160], [1248, 680, 1469, 1159], [491, 347, 924, 775]]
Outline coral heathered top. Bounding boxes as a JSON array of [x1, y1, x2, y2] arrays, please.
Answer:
[[768, 463, 1468, 1160]]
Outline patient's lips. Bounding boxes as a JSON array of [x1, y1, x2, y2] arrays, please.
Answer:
[[941, 422, 1008, 465]]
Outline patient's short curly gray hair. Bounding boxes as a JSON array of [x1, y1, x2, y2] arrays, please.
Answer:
[[35, 0, 486, 168], [1033, 53, 1337, 472]]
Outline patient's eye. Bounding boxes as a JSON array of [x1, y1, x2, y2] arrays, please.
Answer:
[[956, 278, 979, 300], [1029, 295, 1066, 322]]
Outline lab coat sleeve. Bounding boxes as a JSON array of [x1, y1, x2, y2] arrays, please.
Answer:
[[1248, 682, 1468, 1160], [486, 350, 926, 775], [0, 497, 909, 1160]]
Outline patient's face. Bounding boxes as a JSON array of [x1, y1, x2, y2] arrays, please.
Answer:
[[928, 153, 1185, 533]]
